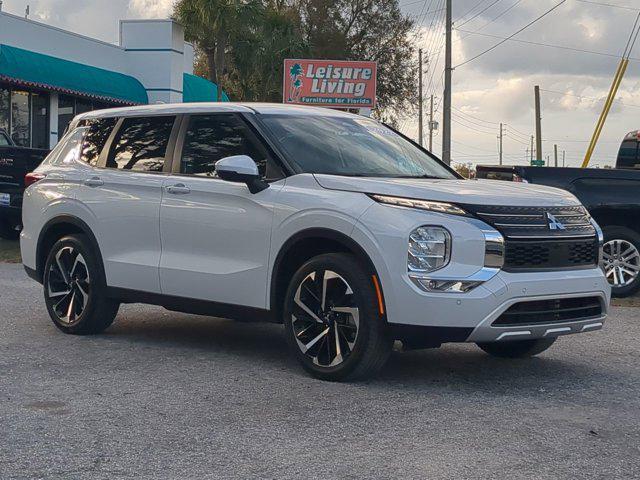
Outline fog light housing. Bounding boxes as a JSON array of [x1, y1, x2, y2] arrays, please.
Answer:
[[408, 226, 451, 273]]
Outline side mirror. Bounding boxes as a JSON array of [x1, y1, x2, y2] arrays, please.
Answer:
[[215, 155, 269, 194]]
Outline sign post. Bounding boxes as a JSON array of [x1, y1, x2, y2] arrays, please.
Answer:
[[283, 59, 377, 115]]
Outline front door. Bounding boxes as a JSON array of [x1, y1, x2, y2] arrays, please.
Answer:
[[159, 113, 285, 308]]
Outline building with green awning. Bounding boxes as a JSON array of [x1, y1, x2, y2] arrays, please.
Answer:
[[0, 11, 228, 149]]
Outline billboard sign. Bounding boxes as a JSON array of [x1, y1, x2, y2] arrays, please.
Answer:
[[283, 59, 377, 108]]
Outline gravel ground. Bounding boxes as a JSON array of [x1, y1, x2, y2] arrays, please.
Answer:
[[0, 263, 639, 479]]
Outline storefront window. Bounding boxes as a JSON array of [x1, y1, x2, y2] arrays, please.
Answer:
[[31, 93, 50, 149], [0, 88, 9, 134], [11, 90, 30, 147], [58, 94, 75, 140]]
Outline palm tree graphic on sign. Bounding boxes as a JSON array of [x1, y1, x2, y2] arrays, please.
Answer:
[[288, 63, 303, 102]]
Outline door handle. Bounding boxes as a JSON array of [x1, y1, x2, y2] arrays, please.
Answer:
[[166, 183, 190, 195], [83, 176, 104, 187]]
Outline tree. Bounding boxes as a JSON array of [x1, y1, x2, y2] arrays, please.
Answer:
[[299, 0, 417, 116], [176, 0, 418, 118], [174, 0, 263, 100], [227, 2, 308, 102]]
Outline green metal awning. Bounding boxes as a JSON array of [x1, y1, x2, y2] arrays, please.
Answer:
[[0, 44, 148, 104], [183, 73, 229, 102]]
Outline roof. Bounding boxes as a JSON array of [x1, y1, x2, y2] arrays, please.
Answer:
[[182, 73, 229, 102], [75, 102, 360, 121], [0, 44, 148, 104]]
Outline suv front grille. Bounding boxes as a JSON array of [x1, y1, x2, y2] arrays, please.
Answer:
[[469, 205, 595, 239], [492, 296, 603, 326], [461, 204, 599, 272]]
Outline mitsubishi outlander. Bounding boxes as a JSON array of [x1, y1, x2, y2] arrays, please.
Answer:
[[20, 103, 610, 381]]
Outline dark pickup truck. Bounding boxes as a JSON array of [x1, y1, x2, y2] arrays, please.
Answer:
[[477, 165, 640, 297], [0, 130, 49, 239]]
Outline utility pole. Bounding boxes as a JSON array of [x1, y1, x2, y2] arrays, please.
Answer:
[[498, 123, 504, 165], [442, 0, 453, 165], [534, 86, 543, 162], [429, 95, 435, 151], [530, 135, 534, 164], [554, 144, 558, 167], [418, 49, 423, 146], [563, 150, 566, 167]]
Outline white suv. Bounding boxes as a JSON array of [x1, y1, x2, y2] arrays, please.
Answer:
[[21, 103, 610, 381]]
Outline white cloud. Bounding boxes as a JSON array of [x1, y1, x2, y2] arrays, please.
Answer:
[[127, 0, 173, 19]]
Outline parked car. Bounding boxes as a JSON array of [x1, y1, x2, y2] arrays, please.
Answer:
[[0, 129, 49, 239], [21, 104, 610, 381], [477, 164, 640, 297], [617, 130, 640, 169]]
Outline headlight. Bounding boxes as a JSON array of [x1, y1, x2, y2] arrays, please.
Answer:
[[408, 226, 451, 273], [370, 194, 467, 216]]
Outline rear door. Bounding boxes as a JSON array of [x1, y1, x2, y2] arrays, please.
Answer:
[[159, 113, 285, 307], [75, 115, 179, 293]]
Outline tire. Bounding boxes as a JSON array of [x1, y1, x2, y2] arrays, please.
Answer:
[[602, 226, 640, 298], [43, 234, 119, 335], [476, 338, 556, 358], [283, 253, 393, 381], [0, 218, 19, 240]]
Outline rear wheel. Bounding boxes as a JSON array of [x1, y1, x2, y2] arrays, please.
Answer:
[[476, 338, 556, 358], [602, 226, 640, 298], [283, 253, 392, 381], [43, 234, 119, 334]]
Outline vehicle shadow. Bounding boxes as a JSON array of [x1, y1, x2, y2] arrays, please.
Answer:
[[101, 306, 621, 397]]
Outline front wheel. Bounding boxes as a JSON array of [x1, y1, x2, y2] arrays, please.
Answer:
[[476, 338, 556, 358], [283, 253, 393, 381], [43, 234, 119, 334]]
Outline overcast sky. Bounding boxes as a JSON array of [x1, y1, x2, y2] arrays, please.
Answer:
[[2, 0, 639, 167]]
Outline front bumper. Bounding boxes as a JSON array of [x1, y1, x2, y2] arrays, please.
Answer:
[[388, 266, 610, 343]]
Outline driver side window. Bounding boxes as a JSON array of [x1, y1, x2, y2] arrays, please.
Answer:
[[181, 114, 283, 180]]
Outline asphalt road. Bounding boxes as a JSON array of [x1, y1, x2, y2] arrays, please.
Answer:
[[1, 263, 639, 479]]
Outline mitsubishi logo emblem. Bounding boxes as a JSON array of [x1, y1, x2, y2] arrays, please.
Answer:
[[546, 212, 566, 230]]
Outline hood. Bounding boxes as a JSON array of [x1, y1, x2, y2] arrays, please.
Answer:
[[313, 175, 580, 207]]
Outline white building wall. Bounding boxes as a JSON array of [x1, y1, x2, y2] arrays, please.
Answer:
[[0, 11, 195, 104]]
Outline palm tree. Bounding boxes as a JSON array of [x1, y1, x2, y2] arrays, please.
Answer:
[[174, 0, 263, 101]]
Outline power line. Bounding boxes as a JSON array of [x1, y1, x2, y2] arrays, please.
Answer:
[[454, 28, 640, 61], [540, 88, 640, 108], [454, 0, 569, 68], [574, 0, 640, 11], [456, 0, 505, 28], [452, 105, 500, 125]]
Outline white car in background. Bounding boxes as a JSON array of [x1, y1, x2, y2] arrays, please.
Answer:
[[20, 103, 610, 381]]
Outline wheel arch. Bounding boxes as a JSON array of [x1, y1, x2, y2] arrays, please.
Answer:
[[269, 228, 382, 321], [35, 215, 103, 283]]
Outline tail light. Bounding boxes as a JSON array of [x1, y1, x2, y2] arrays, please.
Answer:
[[512, 174, 528, 183], [25, 172, 46, 187]]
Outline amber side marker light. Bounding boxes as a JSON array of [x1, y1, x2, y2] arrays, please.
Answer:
[[25, 172, 46, 187], [372, 275, 385, 316]]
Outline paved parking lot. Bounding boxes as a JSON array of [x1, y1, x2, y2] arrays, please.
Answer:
[[1, 262, 639, 479]]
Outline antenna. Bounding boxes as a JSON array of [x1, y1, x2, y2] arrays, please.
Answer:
[[25, 5, 30, 18]]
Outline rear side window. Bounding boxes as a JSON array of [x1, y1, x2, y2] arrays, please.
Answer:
[[181, 114, 281, 180], [46, 127, 86, 166], [617, 140, 639, 169], [107, 116, 175, 172], [80, 118, 117, 166], [0, 132, 9, 146]]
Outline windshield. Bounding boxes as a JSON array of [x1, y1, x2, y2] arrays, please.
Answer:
[[261, 114, 456, 179]]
